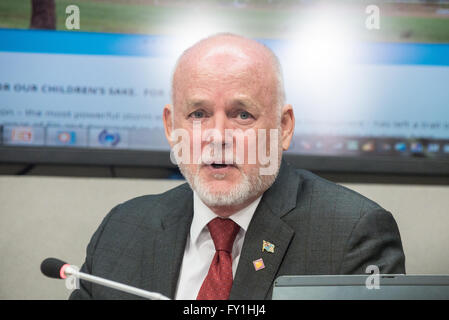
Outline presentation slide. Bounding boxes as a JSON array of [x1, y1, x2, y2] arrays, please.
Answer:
[[1, 28, 448, 159]]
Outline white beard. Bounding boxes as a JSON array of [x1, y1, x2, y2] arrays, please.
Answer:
[[178, 163, 280, 207], [176, 128, 283, 207]]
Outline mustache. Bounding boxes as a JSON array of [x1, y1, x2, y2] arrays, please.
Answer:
[[198, 143, 243, 166], [199, 155, 240, 166]]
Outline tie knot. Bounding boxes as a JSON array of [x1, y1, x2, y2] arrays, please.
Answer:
[[207, 217, 240, 253]]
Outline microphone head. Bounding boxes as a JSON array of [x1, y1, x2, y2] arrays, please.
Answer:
[[41, 257, 69, 279]]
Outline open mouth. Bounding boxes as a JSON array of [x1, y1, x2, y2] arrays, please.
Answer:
[[206, 162, 237, 170], [211, 163, 228, 169]]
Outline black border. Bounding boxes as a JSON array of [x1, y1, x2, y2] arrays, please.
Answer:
[[0, 300, 444, 319]]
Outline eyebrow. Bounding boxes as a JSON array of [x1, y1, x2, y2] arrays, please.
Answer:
[[231, 97, 258, 109], [184, 99, 210, 111], [183, 96, 261, 112]]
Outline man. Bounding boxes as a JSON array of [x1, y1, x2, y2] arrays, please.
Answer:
[[70, 33, 405, 300]]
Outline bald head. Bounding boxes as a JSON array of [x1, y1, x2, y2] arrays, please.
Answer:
[[171, 33, 285, 112]]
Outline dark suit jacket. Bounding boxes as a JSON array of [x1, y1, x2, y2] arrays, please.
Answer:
[[69, 160, 405, 300]]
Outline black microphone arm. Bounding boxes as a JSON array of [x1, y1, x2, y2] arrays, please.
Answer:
[[41, 257, 170, 300]]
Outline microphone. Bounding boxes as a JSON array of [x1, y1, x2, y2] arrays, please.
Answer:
[[40, 257, 170, 300]]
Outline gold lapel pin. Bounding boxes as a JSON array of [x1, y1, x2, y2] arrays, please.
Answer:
[[253, 258, 265, 271]]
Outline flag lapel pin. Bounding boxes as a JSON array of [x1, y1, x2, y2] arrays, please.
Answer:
[[262, 240, 275, 253]]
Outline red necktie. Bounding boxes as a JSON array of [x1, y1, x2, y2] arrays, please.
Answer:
[[196, 217, 240, 300]]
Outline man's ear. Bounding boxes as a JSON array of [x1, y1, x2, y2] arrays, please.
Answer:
[[280, 104, 295, 151], [163, 104, 174, 148]]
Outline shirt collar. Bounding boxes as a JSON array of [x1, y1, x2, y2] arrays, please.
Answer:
[[191, 191, 262, 245]]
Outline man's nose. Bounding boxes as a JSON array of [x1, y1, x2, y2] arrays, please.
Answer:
[[211, 111, 229, 142]]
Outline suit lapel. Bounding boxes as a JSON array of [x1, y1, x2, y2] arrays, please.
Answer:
[[230, 201, 294, 299], [141, 185, 193, 299], [230, 160, 302, 300]]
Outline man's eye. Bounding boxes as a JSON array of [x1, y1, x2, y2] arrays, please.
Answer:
[[190, 110, 205, 118], [239, 111, 252, 120]]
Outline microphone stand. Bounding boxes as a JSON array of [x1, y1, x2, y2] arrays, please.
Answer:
[[64, 265, 170, 300]]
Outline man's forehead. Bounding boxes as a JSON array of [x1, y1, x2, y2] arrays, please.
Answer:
[[201, 44, 253, 62], [182, 34, 269, 61], [175, 38, 275, 88], [176, 36, 273, 75]]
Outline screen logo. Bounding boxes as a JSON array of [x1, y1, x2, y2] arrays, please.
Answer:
[[362, 141, 375, 152], [394, 142, 407, 152], [299, 140, 312, 151], [98, 129, 120, 146], [427, 143, 440, 153], [379, 142, 392, 152], [57, 131, 76, 145], [346, 140, 359, 151], [11, 127, 33, 143], [443, 144, 449, 154], [410, 142, 424, 153]]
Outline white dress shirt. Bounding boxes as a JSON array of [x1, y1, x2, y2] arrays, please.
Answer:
[[175, 191, 262, 300]]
